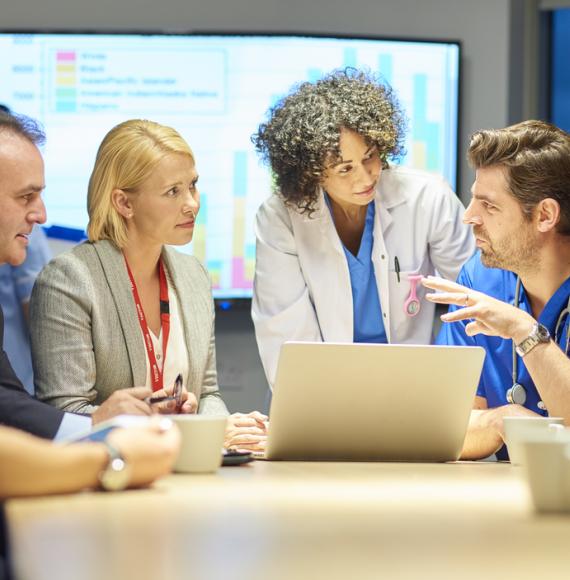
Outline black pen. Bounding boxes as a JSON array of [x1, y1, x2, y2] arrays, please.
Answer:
[[146, 374, 183, 407], [394, 256, 401, 283], [173, 373, 183, 411], [146, 395, 176, 405]]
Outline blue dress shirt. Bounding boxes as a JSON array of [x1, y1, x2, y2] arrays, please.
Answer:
[[0, 227, 51, 394], [54, 412, 92, 441]]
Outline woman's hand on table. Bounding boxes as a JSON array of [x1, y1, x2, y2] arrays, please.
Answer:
[[225, 411, 268, 452]]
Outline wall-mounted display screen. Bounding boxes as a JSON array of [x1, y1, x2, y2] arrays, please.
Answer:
[[551, 9, 570, 133], [0, 32, 460, 298]]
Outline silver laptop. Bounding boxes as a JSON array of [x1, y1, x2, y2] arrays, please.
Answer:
[[260, 342, 485, 462]]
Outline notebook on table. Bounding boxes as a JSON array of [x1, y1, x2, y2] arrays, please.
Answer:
[[256, 342, 485, 462]]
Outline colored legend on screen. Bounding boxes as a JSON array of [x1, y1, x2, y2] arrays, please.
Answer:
[[55, 51, 77, 112]]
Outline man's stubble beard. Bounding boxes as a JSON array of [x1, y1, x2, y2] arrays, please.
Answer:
[[476, 226, 540, 273]]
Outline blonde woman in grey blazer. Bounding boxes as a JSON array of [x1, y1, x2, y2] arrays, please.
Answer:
[[30, 119, 268, 452]]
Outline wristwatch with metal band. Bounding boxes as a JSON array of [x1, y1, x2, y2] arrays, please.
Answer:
[[515, 322, 551, 358], [98, 440, 131, 491]]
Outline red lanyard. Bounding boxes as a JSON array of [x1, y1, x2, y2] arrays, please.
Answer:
[[124, 256, 170, 392]]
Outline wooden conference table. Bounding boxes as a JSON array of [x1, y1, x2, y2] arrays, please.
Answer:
[[7, 460, 570, 580]]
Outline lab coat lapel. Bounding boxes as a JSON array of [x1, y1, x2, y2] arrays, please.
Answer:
[[295, 192, 353, 342], [372, 170, 410, 343], [372, 199, 393, 342]]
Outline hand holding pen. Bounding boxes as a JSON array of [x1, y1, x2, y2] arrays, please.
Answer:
[[146, 374, 198, 414]]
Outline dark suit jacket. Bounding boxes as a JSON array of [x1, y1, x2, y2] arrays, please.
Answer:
[[0, 502, 9, 580], [0, 306, 63, 438]]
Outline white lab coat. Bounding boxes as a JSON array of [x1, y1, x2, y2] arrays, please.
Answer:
[[252, 166, 476, 386]]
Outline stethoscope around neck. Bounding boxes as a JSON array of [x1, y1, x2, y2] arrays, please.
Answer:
[[507, 276, 570, 407]]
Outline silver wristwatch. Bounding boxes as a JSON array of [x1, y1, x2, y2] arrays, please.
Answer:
[[515, 322, 550, 357], [98, 440, 131, 491]]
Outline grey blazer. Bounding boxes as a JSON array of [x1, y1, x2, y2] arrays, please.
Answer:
[[30, 240, 228, 416]]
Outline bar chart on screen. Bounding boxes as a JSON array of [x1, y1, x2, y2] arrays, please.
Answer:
[[0, 32, 459, 298]]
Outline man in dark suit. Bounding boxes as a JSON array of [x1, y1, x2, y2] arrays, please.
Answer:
[[0, 111, 156, 440], [0, 308, 63, 438]]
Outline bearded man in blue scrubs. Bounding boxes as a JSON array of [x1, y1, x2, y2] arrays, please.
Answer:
[[422, 120, 570, 460]]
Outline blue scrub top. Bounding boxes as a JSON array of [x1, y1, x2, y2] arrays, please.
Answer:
[[326, 198, 387, 343], [0, 227, 51, 394], [437, 252, 570, 459]]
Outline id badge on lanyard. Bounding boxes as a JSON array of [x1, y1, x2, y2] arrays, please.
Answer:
[[125, 256, 171, 392]]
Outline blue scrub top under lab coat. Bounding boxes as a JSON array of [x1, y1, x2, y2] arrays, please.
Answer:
[[326, 198, 387, 344], [436, 252, 570, 459]]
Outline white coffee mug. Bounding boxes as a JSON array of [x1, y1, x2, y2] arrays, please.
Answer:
[[170, 415, 227, 474], [522, 437, 570, 512], [503, 416, 565, 466]]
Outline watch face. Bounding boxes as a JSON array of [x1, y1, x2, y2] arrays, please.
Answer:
[[515, 322, 551, 358], [537, 323, 551, 341], [100, 457, 131, 491]]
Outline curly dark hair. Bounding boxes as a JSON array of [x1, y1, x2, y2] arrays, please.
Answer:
[[253, 68, 407, 214]]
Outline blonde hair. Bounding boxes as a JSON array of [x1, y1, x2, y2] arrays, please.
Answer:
[[87, 119, 194, 247]]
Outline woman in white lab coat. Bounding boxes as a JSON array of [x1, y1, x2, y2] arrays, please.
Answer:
[[252, 69, 475, 387]]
